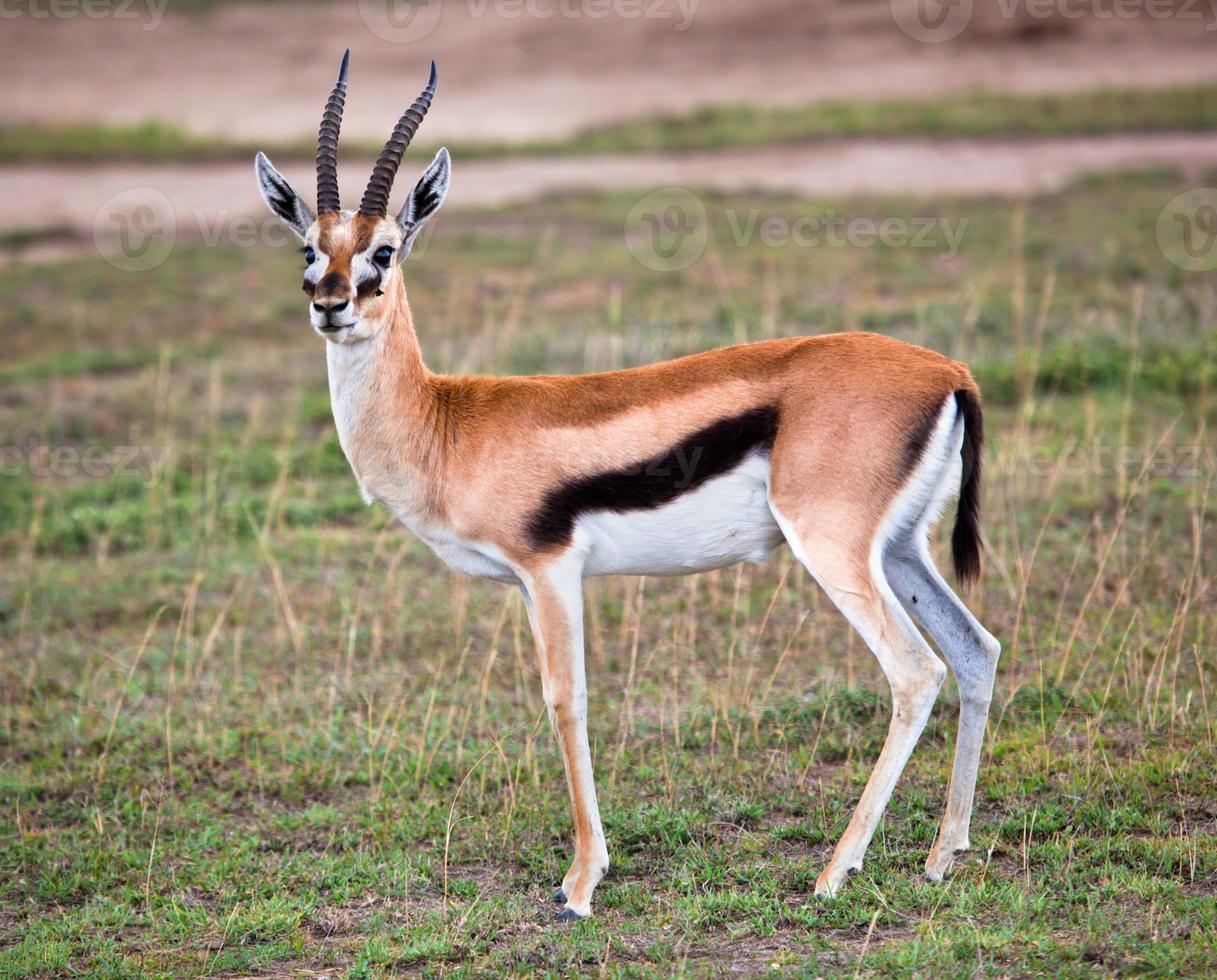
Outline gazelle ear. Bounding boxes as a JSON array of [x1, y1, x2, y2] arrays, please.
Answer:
[[396, 147, 450, 258], [255, 152, 316, 240]]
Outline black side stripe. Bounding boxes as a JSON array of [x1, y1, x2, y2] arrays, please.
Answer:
[[525, 406, 780, 550]]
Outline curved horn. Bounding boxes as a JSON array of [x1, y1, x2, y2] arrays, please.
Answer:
[[316, 49, 350, 215], [359, 60, 437, 218]]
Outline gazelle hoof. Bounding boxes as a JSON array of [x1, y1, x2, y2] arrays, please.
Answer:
[[556, 907, 587, 923], [925, 843, 968, 881], [551, 889, 567, 904], [814, 862, 861, 898]]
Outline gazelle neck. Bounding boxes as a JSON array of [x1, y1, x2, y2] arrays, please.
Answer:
[[325, 274, 439, 520], [326, 269, 425, 379]]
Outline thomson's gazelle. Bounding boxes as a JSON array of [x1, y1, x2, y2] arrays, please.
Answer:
[[255, 54, 1002, 922]]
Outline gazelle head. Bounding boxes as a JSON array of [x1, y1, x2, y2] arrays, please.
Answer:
[[254, 51, 450, 343]]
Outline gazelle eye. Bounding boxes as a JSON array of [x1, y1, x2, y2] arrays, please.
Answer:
[[373, 245, 394, 268], [303, 247, 316, 264]]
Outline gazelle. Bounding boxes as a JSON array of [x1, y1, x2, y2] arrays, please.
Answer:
[[255, 53, 1001, 922]]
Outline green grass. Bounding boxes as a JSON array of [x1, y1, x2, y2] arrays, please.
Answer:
[[5, 83, 1217, 163], [2, 169, 1216, 975], [546, 83, 1217, 155]]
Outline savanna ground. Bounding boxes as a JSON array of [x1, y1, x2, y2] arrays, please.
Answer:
[[3, 168, 1217, 976]]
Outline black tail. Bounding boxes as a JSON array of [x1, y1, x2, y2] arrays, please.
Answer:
[[951, 388, 984, 588]]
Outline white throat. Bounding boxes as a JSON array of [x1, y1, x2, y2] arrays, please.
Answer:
[[324, 324, 434, 528], [326, 330, 385, 506]]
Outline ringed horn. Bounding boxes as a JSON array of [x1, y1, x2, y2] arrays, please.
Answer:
[[315, 49, 350, 215], [359, 60, 438, 218]]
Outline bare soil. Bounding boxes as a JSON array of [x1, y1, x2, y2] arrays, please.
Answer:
[[6, 1, 1217, 257], [4, 0, 1217, 144], [7, 132, 1216, 258]]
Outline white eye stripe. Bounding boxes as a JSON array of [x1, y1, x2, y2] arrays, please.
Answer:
[[352, 251, 383, 277], [303, 248, 325, 284]]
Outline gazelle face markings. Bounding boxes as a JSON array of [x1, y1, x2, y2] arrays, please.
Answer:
[[302, 213, 402, 343], [254, 54, 447, 343]]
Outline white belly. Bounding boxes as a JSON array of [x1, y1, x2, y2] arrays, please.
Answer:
[[578, 454, 783, 577]]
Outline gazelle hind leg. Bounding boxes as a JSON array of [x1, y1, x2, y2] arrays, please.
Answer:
[[520, 555, 609, 921], [884, 534, 1000, 880], [770, 503, 947, 897]]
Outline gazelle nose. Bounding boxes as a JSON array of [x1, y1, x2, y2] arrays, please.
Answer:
[[313, 299, 350, 315]]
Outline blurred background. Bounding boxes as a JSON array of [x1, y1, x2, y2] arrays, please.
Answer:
[[3, 2, 1216, 976], [5, 0, 1217, 247]]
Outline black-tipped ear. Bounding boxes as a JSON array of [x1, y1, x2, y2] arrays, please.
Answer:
[[396, 147, 450, 258], [255, 151, 316, 240]]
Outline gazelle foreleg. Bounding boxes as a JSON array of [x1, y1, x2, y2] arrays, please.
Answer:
[[884, 536, 1000, 880], [520, 556, 609, 921]]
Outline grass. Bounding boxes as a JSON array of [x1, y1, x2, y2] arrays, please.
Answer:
[[2, 169, 1216, 975], [540, 84, 1217, 156], [5, 82, 1217, 164]]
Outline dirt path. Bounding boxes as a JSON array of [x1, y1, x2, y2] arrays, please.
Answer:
[[7, 132, 1215, 261], [4, 1, 1217, 145]]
